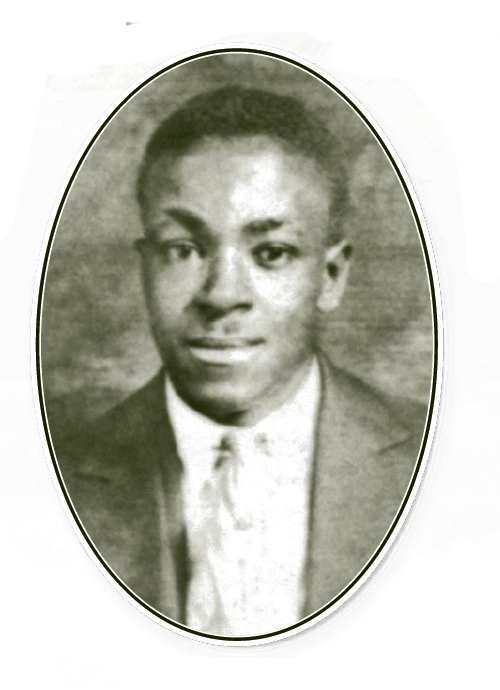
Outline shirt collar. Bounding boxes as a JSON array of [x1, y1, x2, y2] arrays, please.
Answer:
[[165, 357, 321, 476]]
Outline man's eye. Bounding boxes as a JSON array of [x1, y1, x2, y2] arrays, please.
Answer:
[[158, 242, 202, 264], [253, 244, 296, 268]]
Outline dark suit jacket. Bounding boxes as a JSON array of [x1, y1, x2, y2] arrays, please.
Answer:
[[56, 355, 426, 630]]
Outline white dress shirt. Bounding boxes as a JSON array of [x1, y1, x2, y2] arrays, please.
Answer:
[[165, 358, 320, 636]]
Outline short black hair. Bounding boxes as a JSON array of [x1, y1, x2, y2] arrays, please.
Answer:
[[137, 86, 348, 241]]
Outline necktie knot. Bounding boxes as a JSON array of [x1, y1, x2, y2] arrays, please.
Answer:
[[213, 431, 253, 530], [213, 431, 238, 469], [214, 430, 270, 466]]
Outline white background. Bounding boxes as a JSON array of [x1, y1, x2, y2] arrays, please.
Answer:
[[0, 0, 500, 690]]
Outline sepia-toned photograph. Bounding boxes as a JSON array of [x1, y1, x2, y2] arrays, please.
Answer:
[[37, 49, 438, 642]]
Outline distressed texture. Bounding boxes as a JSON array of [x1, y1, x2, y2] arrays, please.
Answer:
[[0, 18, 500, 660], [41, 54, 433, 442]]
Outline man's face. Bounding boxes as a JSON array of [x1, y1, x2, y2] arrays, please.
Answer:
[[139, 136, 348, 424]]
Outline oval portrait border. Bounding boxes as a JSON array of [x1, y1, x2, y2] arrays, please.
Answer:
[[33, 43, 443, 646]]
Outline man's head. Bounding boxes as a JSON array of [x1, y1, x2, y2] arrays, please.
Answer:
[[136, 86, 351, 425]]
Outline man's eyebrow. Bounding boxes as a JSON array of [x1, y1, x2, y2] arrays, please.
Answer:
[[244, 218, 285, 234], [155, 209, 286, 235], [160, 207, 208, 233]]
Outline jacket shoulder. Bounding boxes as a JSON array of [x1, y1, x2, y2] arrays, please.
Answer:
[[55, 373, 166, 478], [321, 357, 428, 440]]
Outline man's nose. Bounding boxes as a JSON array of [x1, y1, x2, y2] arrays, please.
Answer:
[[194, 247, 252, 318]]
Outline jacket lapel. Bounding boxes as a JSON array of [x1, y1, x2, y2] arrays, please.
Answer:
[[302, 355, 412, 617], [70, 371, 187, 623]]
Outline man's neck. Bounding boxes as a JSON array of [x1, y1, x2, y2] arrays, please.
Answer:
[[168, 356, 318, 429]]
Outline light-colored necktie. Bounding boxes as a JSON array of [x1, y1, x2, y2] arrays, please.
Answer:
[[214, 433, 253, 531], [186, 429, 309, 636], [186, 431, 254, 634]]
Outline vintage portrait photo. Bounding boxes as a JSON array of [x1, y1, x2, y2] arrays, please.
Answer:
[[37, 49, 438, 642]]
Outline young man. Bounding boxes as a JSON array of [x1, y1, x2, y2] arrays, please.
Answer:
[[59, 87, 425, 637]]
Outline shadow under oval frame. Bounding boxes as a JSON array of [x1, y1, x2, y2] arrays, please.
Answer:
[[30, 44, 458, 657]]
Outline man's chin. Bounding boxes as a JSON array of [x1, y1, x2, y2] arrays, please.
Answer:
[[171, 377, 259, 425]]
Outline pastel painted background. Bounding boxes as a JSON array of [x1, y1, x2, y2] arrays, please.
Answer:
[[0, 26, 500, 652]]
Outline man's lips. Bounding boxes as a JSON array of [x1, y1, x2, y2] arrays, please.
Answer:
[[186, 337, 265, 349], [185, 337, 265, 364]]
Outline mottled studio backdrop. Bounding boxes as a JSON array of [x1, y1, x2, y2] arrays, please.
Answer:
[[41, 53, 434, 443]]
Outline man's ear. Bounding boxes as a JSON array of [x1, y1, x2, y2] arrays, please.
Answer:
[[316, 239, 352, 312]]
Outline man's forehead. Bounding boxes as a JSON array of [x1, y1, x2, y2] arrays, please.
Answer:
[[144, 135, 330, 204]]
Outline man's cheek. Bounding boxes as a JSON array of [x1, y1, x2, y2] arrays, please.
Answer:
[[259, 279, 308, 311], [266, 309, 314, 354], [261, 265, 321, 306], [154, 286, 187, 309], [149, 285, 189, 320], [268, 285, 318, 323]]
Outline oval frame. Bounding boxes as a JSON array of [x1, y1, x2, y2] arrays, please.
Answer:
[[33, 44, 443, 645]]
